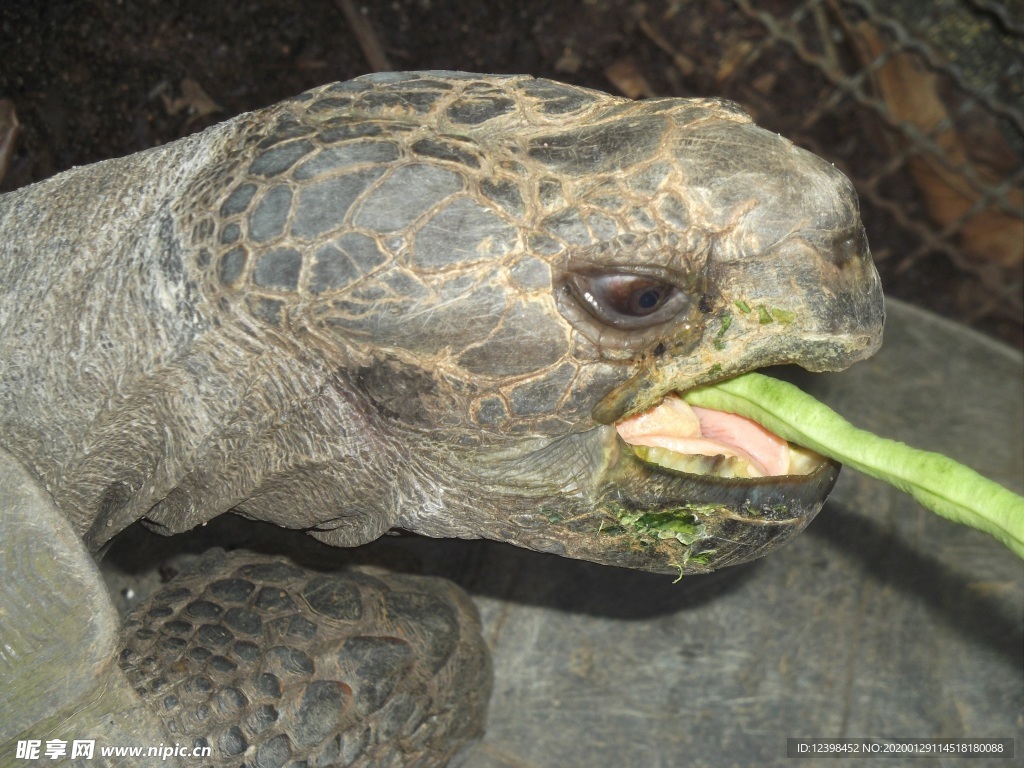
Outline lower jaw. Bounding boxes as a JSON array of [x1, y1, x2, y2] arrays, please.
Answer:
[[580, 443, 841, 575], [466, 429, 839, 576]]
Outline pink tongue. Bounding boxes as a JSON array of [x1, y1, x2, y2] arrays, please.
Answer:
[[615, 395, 791, 476]]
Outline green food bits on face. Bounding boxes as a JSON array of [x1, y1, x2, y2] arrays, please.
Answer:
[[730, 302, 794, 325], [771, 307, 795, 325], [613, 505, 715, 546], [713, 313, 733, 350]]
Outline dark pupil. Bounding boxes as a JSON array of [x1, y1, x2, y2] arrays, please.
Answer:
[[601, 276, 668, 316], [636, 289, 661, 310]]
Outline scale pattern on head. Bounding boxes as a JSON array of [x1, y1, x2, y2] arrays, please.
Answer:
[[177, 71, 879, 441]]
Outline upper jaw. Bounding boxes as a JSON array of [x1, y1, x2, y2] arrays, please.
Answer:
[[592, 327, 881, 426]]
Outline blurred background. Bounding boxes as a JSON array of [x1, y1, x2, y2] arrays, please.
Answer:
[[1, 0, 1021, 348]]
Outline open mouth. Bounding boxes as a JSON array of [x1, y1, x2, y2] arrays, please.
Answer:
[[614, 392, 826, 479], [582, 376, 839, 575]]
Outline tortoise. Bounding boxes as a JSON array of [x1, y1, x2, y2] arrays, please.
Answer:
[[0, 71, 884, 766]]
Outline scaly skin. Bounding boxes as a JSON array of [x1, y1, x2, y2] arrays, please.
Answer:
[[0, 72, 884, 765]]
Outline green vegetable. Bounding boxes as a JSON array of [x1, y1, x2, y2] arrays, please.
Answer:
[[683, 372, 1024, 558]]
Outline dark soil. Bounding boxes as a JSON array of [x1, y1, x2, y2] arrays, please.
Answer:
[[1, 0, 1021, 348]]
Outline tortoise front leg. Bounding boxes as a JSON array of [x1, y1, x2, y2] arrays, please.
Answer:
[[119, 548, 492, 767], [0, 446, 491, 767], [0, 446, 176, 766]]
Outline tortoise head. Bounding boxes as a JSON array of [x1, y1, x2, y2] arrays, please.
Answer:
[[187, 73, 883, 575]]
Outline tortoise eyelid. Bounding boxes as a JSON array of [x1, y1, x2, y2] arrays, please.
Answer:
[[564, 270, 691, 330]]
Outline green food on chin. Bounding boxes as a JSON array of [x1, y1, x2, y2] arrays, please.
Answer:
[[682, 372, 1024, 559], [602, 503, 719, 574], [617, 508, 708, 544]]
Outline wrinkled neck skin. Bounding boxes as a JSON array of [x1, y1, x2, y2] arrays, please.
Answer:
[[0, 119, 408, 552], [396, 426, 625, 560]]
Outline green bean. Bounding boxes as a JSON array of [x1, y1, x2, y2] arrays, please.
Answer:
[[683, 372, 1024, 558]]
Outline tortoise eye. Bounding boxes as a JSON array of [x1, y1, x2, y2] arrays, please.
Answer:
[[566, 272, 689, 329]]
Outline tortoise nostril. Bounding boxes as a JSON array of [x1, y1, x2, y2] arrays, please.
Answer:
[[834, 237, 855, 264], [830, 226, 868, 266]]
